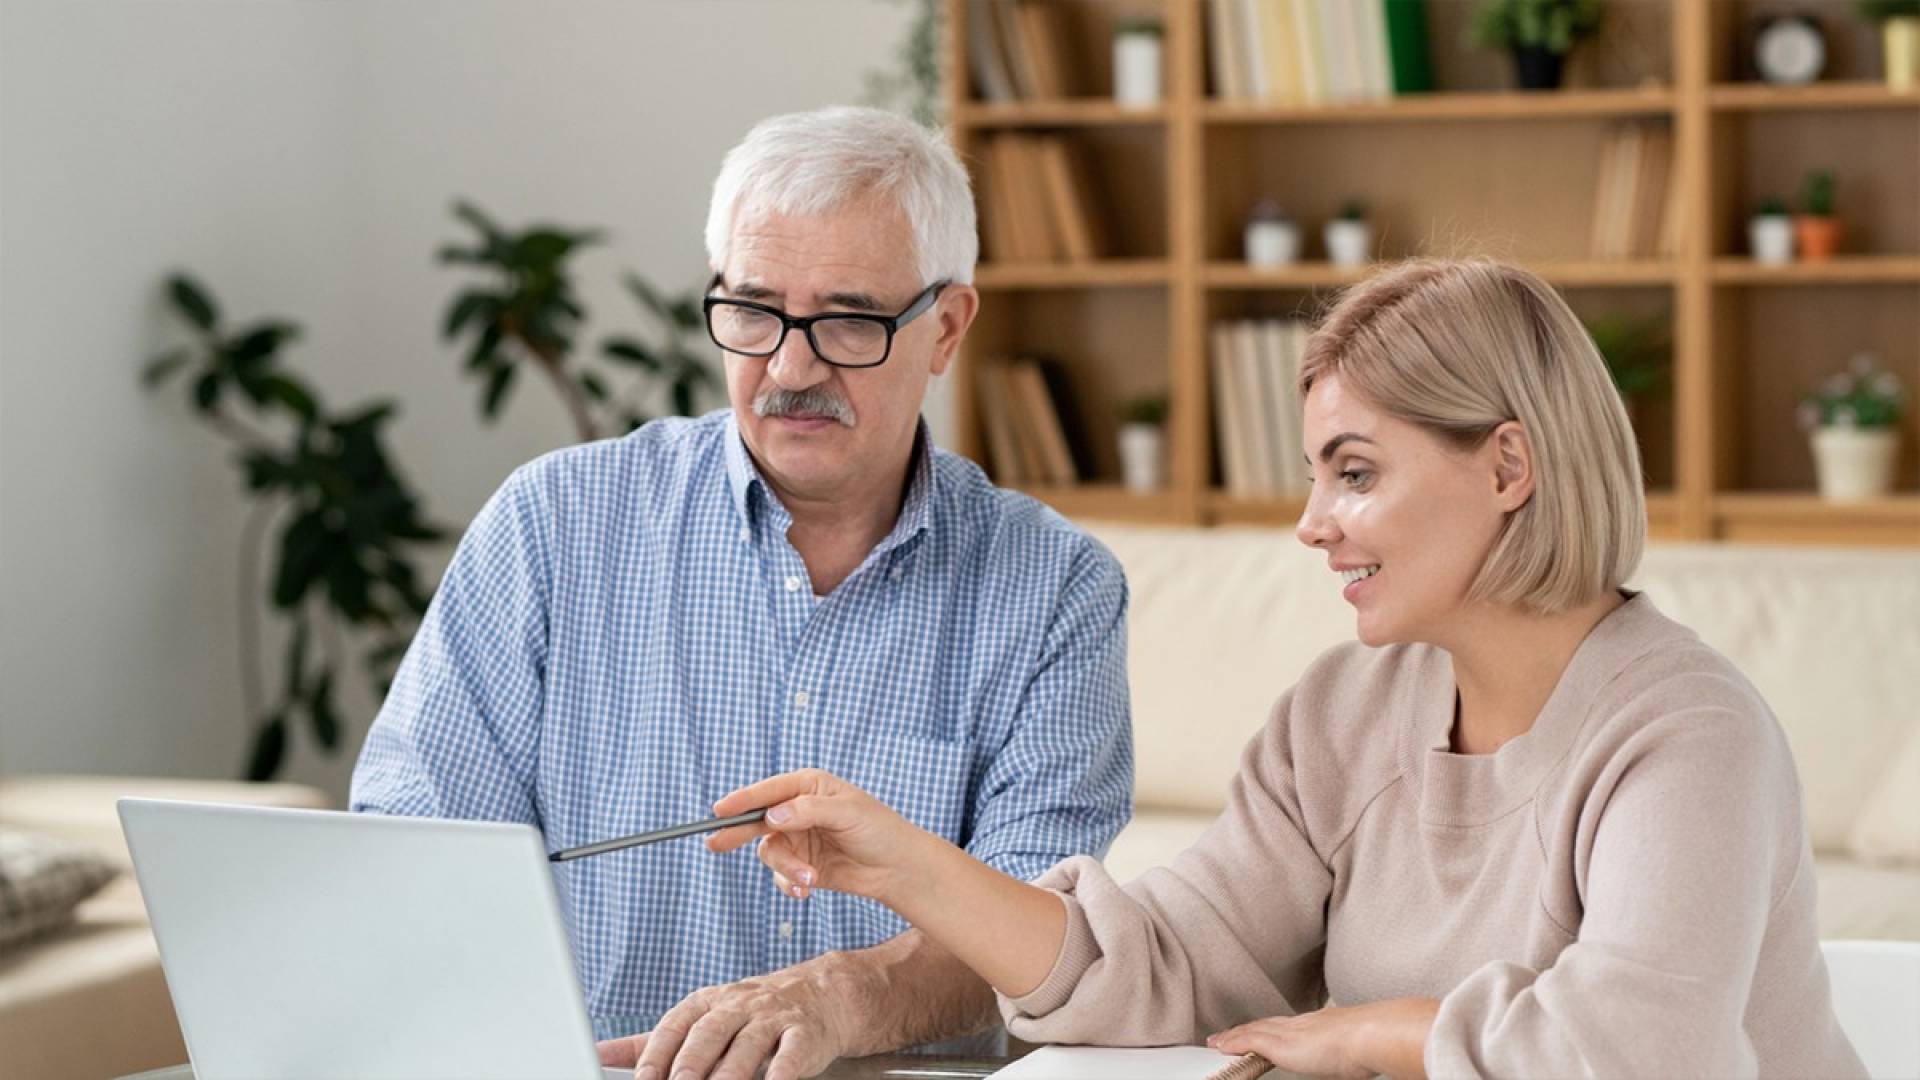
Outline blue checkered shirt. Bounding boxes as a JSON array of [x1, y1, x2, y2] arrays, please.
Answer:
[[349, 410, 1133, 1038]]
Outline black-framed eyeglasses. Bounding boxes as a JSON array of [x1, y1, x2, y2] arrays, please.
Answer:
[[703, 278, 950, 369]]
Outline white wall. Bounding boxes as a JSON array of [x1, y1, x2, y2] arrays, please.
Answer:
[[0, 0, 942, 799]]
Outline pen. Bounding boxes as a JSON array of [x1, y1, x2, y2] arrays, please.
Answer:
[[547, 809, 768, 862], [1204, 1052, 1273, 1080]]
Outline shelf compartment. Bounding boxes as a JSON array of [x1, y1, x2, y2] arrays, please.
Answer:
[[1710, 256, 1920, 285], [1202, 88, 1676, 125], [1709, 82, 1920, 112], [976, 259, 1172, 289], [1713, 494, 1920, 546]]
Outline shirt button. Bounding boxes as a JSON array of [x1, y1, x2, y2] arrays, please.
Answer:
[[793, 690, 810, 709], [739, 528, 750, 543], [784, 575, 802, 592], [889, 566, 904, 582], [778, 920, 794, 939]]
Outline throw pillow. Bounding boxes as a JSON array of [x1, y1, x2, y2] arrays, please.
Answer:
[[0, 827, 120, 953], [1849, 724, 1920, 866]]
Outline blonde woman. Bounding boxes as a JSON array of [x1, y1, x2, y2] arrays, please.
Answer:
[[702, 260, 1865, 1079]]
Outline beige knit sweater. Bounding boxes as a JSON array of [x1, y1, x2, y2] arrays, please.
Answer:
[[1002, 594, 1865, 1078]]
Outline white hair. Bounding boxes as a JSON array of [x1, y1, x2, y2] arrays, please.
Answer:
[[704, 106, 978, 287]]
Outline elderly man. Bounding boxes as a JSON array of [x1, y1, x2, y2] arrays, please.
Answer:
[[349, 106, 1133, 1080]]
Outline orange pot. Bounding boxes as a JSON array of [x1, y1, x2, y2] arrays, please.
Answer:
[[1795, 216, 1842, 261]]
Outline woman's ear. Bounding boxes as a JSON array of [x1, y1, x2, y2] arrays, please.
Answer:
[[1490, 420, 1535, 513]]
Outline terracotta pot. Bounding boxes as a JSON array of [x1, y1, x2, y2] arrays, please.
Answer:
[[1794, 216, 1841, 261]]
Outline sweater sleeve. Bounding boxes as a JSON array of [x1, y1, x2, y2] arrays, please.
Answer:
[[998, 685, 1335, 1046], [1426, 701, 1800, 1078]]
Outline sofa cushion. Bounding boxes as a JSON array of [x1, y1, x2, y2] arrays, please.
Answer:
[[1849, 724, 1920, 867], [0, 828, 119, 954]]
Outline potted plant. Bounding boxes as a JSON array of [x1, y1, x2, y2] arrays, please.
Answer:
[[1857, 0, 1920, 90], [1117, 394, 1169, 493], [1795, 170, 1842, 261], [1245, 198, 1301, 267], [1470, 0, 1604, 91], [1798, 353, 1906, 501], [1324, 201, 1373, 268], [1113, 18, 1165, 108], [1750, 196, 1795, 264]]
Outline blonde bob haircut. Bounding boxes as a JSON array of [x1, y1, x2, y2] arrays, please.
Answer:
[[1299, 258, 1646, 614]]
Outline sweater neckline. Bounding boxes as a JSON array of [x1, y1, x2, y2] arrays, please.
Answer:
[[1407, 591, 1677, 827]]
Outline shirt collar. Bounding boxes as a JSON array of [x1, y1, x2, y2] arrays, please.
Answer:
[[724, 411, 938, 550]]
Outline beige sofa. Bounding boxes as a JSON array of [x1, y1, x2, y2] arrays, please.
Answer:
[[0, 775, 327, 1080], [1091, 525, 1920, 943]]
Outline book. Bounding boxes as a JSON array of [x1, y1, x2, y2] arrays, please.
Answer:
[[1207, 0, 1245, 100], [1382, 0, 1435, 95], [1289, 0, 1326, 104], [1211, 323, 1254, 496], [1008, 359, 1078, 485], [1352, 0, 1393, 100], [989, 1045, 1277, 1079], [1234, 0, 1268, 102], [1256, 0, 1301, 104], [968, 0, 1017, 103], [975, 362, 1029, 484], [1037, 138, 1099, 262], [1233, 321, 1277, 494], [995, 0, 1041, 100]]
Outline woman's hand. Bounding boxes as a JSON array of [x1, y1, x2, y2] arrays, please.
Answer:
[[1207, 998, 1438, 1080], [706, 769, 929, 907]]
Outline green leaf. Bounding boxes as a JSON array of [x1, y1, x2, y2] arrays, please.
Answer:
[[667, 298, 703, 331], [284, 618, 310, 697], [230, 322, 297, 365], [168, 274, 219, 332], [244, 715, 288, 781], [452, 200, 503, 243], [443, 291, 497, 341], [578, 370, 608, 402], [482, 362, 517, 420], [308, 672, 340, 750], [272, 512, 328, 608], [602, 340, 661, 371], [142, 349, 191, 388], [467, 324, 504, 371], [192, 372, 221, 413], [624, 272, 673, 323], [265, 375, 319, 421], [671, 380, 696, 418]]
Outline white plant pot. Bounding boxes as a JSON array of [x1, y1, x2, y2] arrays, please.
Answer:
[[1118, 423, 1165, 493], [1245, 219, 1302, 267], [1811, 426, 1899, 501], [1324, 219, 1373, 267], [1113, 33, 1163, 108], [1750, 216, 1795, 264]]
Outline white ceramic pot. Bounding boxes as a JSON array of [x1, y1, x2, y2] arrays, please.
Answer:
[[1811, 426, 1899, 501], [1118, 423, 1165, 493], [1750, 215, 1795, 264], [1245, 219, 1302, 267], [1324, 219, 1373, 267], [1113, 32, 1163, 108]]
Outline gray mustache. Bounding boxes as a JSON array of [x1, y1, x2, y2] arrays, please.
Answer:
[[753, 387, 857, 428]]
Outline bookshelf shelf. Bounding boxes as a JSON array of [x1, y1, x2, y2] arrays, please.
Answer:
[[1201, 87, 1677, 125], [1205, 260, 1680, 290], [955, 100, 1171, 128], [1709, 257, 1920, 286], [947, 0, 1919, 548], [1709, 82, 1920, 112], [976, 259, 1173, 289]]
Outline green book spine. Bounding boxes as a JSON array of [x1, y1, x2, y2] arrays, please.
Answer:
[[1383, 0, 1435, 95]]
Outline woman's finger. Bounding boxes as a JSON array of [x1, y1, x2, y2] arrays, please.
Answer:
[[713, 770, 828, 818], [758, 835, 817, 899], [704, 819, 771, 854]]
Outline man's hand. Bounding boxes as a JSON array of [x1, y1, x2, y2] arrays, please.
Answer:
[[597, 966, 846, 1080]]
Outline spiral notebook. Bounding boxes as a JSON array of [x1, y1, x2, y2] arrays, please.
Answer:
[[987, 1046, 1282, 1079]]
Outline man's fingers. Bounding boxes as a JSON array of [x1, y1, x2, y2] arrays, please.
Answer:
[[707, 1021, 783, 1080], [670, 1008, 752, 1078], [596, 1032, 646, 1067], [765, 1024, 829, 1080], [712, 770, 825, 818], [636, 1000, 706, 1078]]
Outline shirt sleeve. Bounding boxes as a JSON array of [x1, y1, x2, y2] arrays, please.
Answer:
[[997, 684, 1334, 1047], [348, 464, 552, 825], [1425, 702, 1801, 1078], [963, 540, 1134, 884]]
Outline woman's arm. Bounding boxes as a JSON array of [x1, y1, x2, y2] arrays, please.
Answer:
[[707, 769, 1069, 998]]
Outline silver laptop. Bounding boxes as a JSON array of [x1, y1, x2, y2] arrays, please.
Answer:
[[119, 799, 632, 1080]]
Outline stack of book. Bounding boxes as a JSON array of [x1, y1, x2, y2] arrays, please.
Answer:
[[1589, 123, 1681, 260], [975, 358, 1089, 487], [968, 0, 1079, 102], [977, 134, 1105, 264], [1210, 318, 1313, 498], [1207, 0, 1434, 105]]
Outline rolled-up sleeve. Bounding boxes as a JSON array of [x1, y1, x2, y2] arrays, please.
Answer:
[[349, 465, 552, 825]]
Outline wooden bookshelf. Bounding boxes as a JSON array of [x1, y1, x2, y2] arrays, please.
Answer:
[[947, 0, 1920, 547]]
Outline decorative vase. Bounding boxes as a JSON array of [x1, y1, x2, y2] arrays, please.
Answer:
[[1113, 30, 1164, 108], [1324, 219, 1373, 267], [1511, 46, 1566, 91], [1794, 215, 1842, 261], [1750, 215, 1795, 264], [1246, 218, 1302, 267], [1811, 427, 1899, 501], [1118, 423, 1165, 493], [1884, 17, 1920, 92]]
